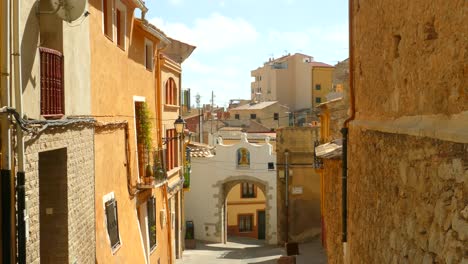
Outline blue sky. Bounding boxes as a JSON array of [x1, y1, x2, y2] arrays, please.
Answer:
[[145, 0, 349, 107]]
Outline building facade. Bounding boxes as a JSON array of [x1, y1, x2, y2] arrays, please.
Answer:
[[160, 37, 195, 260], [276, 127, 322, 244], [226, 183, 267, 239], [0, 0, 96, 263], [185, 134, 278, 244], [89, 0, 173, 262], [251, 53, 334, 114], [227, 101, 289, 131]]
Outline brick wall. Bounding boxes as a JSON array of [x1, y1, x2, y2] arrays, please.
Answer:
[[24, 125, 95, 264], [347, 130, 467, 263]]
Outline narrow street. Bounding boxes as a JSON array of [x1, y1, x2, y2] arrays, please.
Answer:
[[176, 237, 327, 264]]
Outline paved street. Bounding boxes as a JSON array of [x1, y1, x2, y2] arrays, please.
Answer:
[[176, 236, 327, 264]]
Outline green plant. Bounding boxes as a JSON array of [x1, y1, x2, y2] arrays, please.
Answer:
[[137, 102, 153, 151]]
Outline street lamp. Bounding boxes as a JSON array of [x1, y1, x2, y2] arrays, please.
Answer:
[[174, 115, 186, 135]]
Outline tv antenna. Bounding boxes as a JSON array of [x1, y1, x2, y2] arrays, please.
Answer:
[[37, 0, 87, 23]]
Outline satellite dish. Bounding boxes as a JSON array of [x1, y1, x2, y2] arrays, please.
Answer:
[[49, 0, 86, 22]]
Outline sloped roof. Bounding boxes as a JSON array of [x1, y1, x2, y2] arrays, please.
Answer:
[[163, 38, 196, 63], [310, 61, 334, 68], [188, 142, 214, 158], [231, 101, 278, 110], [315, 139, 343, 159]]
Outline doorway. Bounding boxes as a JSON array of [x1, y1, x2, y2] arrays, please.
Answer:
[[257, 210, 266, 240], [39, 148, 68, 264]]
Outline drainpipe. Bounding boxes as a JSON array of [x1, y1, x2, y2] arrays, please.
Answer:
[[284, 150, 289, 243], [341, 0, 356, 261], [12, 0, 26, 263], [1, 1, 12, 263]]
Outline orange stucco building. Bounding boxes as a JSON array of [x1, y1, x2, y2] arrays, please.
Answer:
[[89, 0, 178, 263]]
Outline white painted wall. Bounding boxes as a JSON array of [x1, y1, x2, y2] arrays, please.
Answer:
[[184, 133, 278, 244]]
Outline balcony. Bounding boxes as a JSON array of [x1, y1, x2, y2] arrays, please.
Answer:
[[137, 150, 168, 189]]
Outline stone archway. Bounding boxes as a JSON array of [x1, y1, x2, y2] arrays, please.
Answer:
[[213, 175, 277, 245]]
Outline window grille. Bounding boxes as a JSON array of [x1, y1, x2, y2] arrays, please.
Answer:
[[39, 47, 64, 117]]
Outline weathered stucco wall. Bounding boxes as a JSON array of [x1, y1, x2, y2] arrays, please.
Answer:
[[353, 0, 466, 119], [322, 159, 343, 264], [276, 127, 322, 244], [347, 130, 467, 263]]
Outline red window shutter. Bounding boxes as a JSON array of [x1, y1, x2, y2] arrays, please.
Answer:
[[39, 47, 64, 117]]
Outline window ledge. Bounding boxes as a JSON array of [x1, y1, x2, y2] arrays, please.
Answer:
[[164, 104, 180, 111], [42, 114, 64, 120]]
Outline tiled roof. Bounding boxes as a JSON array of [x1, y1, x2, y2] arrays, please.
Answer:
[[188, 142, 214, 158]]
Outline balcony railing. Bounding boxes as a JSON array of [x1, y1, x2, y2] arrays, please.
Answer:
[[39, 47, 64, 117]]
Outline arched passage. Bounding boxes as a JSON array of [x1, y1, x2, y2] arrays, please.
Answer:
[[213, 176, 277, 245]]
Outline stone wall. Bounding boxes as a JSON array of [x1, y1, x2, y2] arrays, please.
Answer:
[[24, 125, 95, 264], [353, 0, 466, 119], [322, 159, 343, 264], [347, 129, 467, 263]]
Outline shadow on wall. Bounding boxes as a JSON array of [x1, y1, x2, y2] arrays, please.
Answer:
[[21, 1, 40, 92]]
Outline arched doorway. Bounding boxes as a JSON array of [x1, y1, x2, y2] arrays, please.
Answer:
[[215, 176, 277, 245]]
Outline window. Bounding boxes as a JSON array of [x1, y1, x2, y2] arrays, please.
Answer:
[[165, 129, 178, 171], [39, 47, 64, 117], [145, 39, 153, 70], [105, 198, 121, 251], [235, 114, 240, 120], [102, 0, 113, 39], [315, 84, 321, 90], [268, 162, 275, 170], [238, 214, 253, 232], [165, 78, 177, 105], [250, 114, 256, 120], [115, 8, 125, 49], [316, 97, 322, 104], [236, 148, 250, 168], [273, 113, 279, 120], [147, 197, 157, 250], [241, 183, 256, 198]]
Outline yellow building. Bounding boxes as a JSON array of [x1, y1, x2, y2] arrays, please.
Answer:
[[251, 53, 334, 125], [226, 183, 267, 239], [311, 62, 335, 106], [89, 0, 174, 263], [159, 38, 195, 260]]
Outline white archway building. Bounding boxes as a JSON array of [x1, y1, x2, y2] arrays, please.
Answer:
[[185, 134, 278, 244]]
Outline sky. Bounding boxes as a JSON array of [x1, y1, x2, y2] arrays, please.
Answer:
[[145, 0, 349, 108]]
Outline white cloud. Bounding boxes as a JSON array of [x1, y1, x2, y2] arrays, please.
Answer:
[[168, 0, 183, 5], [149, 13, 258, 53]]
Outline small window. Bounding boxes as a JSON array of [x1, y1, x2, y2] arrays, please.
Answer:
[[147, 197, 157, 250], [235, 114, 240, 120], [105, 198, 121, 251], [273, 113, 279, 120], [165, 78, 177, 105], [315, 84, 321, 90], [241, 183, 256, 198], [102, 0, 113, 39], [316, 97, 321, 103], [250, 114, 256, 120], [145, 39, 153, 70], [238, 214, 253, 232], [268, 162, 275, 170], [115, 7, 125, 49]]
